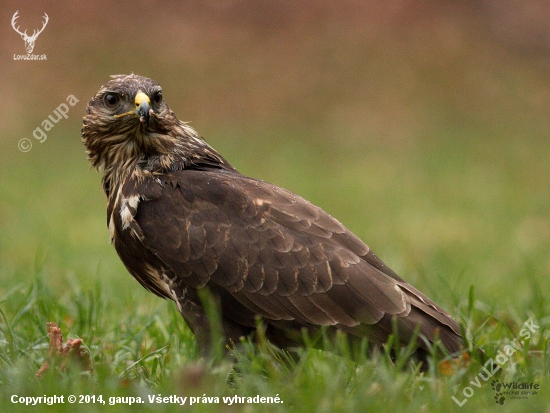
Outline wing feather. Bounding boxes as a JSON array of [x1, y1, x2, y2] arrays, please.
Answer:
[[124, 169, 461, 351]]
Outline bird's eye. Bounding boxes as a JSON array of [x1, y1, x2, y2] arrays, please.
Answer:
[[103, 93, 120, 109], [153, 91, 163, 104]]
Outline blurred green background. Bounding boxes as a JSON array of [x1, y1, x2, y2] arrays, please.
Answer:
[[1, 0, 549, 361]]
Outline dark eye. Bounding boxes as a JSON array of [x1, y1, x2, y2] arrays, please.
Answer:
[[153, 91, 163, 104], [103, 93, 120, 108]]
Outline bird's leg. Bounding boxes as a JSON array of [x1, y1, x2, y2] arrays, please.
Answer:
[[172, 288, 216, 359]]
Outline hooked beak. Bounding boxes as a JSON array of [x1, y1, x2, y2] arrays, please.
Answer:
[[134, 91, 151, 126], [112, 91, 157, 126]]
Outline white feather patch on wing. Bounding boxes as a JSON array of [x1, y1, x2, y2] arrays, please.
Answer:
[[143, 263, 172, 297], [119, 194, 140, 230], [109, 214, 116, 243]]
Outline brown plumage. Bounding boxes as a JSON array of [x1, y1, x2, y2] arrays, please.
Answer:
[[82, 74, 463, 358]]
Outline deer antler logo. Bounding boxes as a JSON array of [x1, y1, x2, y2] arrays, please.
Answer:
[[11, 11, 49, 54]]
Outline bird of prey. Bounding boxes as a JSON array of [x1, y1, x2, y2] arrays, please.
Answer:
[[82, 74, 462, 359]]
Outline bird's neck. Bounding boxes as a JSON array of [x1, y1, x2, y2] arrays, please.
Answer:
[[99, 135, 236, 198]]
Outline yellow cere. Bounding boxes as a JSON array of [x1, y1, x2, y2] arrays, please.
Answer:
[[134, 91, 150, 108]]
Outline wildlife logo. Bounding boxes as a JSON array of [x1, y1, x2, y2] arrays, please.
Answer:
[[11, 11, 48, 60], [491, 379, 539, 405]]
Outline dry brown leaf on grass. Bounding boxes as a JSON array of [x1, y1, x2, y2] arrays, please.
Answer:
[[36, 322, 93, 378]]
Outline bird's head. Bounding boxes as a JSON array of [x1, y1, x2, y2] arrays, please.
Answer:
[[82, 74, 202, 177]]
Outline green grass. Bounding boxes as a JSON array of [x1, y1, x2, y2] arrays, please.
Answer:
[[0, 275, 548, 413], [1, 123, 549, 412]]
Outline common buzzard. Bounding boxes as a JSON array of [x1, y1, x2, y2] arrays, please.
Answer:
[[82, 74, 462, 358]]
